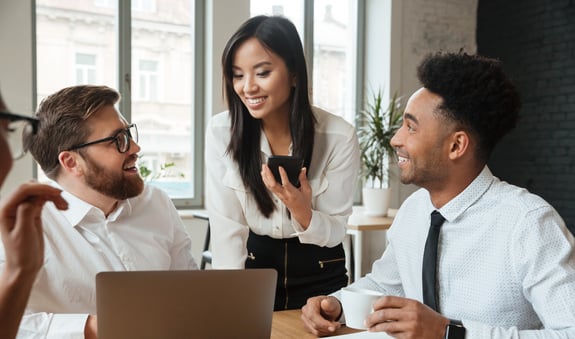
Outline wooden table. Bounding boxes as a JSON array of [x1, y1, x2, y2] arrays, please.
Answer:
[[271, 309, 360, 338], [346, 206, 394, 282]]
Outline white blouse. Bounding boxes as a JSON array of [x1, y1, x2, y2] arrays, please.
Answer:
[[205, 107, 360, 268]]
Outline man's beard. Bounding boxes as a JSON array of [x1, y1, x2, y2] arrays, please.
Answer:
[[82, 153, 144, 200]]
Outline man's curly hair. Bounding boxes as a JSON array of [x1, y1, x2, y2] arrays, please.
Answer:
[[417, 52, 521, 163]]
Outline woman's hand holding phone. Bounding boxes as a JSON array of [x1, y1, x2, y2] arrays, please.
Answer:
[[267, 155, 303, 187], [261, 159, 313, 229]]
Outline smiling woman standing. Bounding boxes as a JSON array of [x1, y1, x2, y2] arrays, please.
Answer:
[[205, 15, 360, 310]]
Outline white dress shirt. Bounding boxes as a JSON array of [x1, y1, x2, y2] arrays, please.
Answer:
[[348, 166, 575, 338], [0, 184, 198, 339], [205, 107, 360, 268]]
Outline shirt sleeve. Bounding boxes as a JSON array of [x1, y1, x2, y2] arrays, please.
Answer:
[[0, 245, 88, 339], [294, 123, 360, 247], [464, 207, 575, 339], [161, 193, 198, 270], [205, 115, 250, 269], [348, 227, 405, 297], [18, 313, 88, 339]]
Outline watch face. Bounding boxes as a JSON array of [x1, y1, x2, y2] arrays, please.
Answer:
[[446, 324, 466, 339]]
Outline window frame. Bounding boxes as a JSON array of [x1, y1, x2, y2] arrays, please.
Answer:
[[114, 0, 205, 209], [31, 0, 364, 209]]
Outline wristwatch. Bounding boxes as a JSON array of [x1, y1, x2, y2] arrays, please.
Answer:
[[445, 319, 466, 339]]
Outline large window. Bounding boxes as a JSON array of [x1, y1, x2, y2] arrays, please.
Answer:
[[35, 0, 362, 208], [250, 0, 359, 124], [36, 0, 198, 206]]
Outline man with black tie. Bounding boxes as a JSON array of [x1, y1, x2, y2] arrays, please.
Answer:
[[301, 52, 575, 338]]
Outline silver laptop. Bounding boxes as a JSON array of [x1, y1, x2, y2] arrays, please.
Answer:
[[96, 269, 277, 339]]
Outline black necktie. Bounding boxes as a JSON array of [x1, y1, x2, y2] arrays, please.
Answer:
[[422, 210, 446, 311]]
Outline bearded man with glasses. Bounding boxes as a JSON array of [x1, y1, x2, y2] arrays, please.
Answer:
[[0, 85, 198, 338], [0, 92, 68, 339]]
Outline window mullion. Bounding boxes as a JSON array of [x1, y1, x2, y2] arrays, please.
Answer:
[[118, 0, 132, 121], [356, 0, 366, 120], [189, 0, 205, 208], [303, 0, 314, 87]]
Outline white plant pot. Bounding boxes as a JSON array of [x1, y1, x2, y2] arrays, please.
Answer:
[[362, 187, 391, 217]]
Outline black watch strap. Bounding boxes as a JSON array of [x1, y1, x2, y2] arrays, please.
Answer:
[[445, 319, 466, 339]]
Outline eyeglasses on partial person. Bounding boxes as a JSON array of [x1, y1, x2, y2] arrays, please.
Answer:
[[67, 124, 138, 154], [0, 111, 40, 160]]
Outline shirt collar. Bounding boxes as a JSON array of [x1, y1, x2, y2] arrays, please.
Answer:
[[259, 130, 293, 159], [260, 132, 273, 158], [437, 166, 495, 223], [53, 182, 133, 226]]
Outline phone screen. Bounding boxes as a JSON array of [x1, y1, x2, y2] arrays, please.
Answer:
[[267, 155, 303, 187]]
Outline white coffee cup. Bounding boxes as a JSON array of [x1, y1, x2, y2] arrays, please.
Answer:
[[340, 287, 384, 330]]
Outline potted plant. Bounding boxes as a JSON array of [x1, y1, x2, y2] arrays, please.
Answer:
[[356, 89, 403, 216]]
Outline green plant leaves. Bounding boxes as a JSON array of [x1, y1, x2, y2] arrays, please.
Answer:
[[356, 90, 403, 188]]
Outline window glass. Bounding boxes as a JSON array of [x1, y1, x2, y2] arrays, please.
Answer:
[[75, 53, 97, 84], [132, 0, 156, 13], [36, 0, 119, 183], [250, 0, 357, 125], [36, 0, 196, 202], [313, 0, 357, 124], [36, 0, 118, 98], [131, 1, 194, 199], [250, 0, 304, 39], [136, 59, 158, 101]]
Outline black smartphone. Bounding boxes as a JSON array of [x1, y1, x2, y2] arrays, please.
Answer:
[[267, 155, 303, 187]]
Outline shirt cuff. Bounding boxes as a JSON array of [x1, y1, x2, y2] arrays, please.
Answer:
[[47, 314, 89, 339]]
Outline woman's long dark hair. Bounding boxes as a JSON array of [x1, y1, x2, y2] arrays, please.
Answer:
[[221, 15, 315, 218]]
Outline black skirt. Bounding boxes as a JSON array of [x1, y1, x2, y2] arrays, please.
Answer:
[[245, 230, 348, 310]]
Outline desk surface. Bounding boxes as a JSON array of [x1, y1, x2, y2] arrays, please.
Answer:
[[347, 206, 394, 231], [271, 309, 359, 338]]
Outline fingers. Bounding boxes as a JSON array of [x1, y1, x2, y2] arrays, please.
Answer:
[[277, 166, 291, 187], [372, 295, 408, 310], [1, 183, 68, 218], [301, 296, 341, 336], [366, 296, 446, 338], [261, 164, 284, 189], [261, 164, 293, 191], [260, 164, 274, 186], [320, 296, 342, 320], [298, 167, 311, 192], [366, 304, 402, 329]]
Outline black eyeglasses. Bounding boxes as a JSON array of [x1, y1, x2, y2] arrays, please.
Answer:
[[67, 124, 138, 154], [0, 111, 40, 160]]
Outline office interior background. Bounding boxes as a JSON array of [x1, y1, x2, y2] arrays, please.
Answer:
[[1, 0, 573, 274]]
